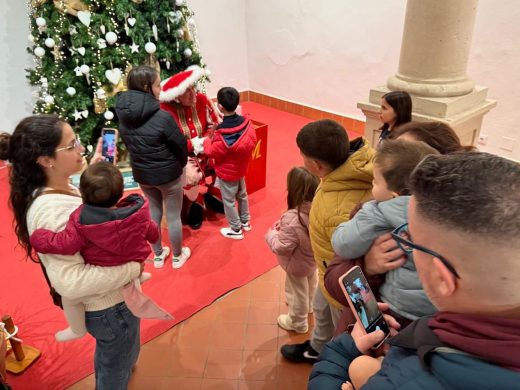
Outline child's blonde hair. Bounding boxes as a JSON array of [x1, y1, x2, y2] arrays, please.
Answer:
[[286, 167, 320, 226]]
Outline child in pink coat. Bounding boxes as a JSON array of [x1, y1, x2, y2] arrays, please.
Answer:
[[265, 167, 320, 333]]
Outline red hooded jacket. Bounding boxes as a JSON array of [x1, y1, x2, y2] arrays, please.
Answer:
[[203, 115, 257, 181], [30, 194, 158, 266]]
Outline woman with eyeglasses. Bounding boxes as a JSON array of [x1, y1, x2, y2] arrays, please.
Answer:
[[0, 115, 143, 390]]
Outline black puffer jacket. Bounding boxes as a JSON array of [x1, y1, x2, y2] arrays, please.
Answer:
[[115, 90, 187, 186]]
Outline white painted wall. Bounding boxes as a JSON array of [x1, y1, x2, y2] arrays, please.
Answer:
[[1, 0, 519, 159], [245, 0, 520, 159], [0, 2, 35, 134], [188, 0, 249, 97]]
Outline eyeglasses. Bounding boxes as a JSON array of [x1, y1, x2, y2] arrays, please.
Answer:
[[391, 223, 461, 279], [55, 136, 82, 153]]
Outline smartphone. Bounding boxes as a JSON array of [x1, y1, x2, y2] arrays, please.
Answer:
[[339, 266, 390, 348], [101, 128, 118, 164]]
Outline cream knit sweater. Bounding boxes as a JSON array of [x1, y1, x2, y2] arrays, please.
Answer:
[[27, 190, 141, 312]]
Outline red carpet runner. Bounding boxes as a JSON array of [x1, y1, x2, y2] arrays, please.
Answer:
[[1, 103, 361, 389]]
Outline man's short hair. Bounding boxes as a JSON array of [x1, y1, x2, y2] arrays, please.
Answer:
[[296, 119, 350, 170], [410, 152, 520, 242], [217, 87, 240, 112], [374, 139, 439, 195], [80, 162, 124, 208]]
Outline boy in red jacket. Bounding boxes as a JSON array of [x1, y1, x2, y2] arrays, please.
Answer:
[[30, 162, 167, 342], [203, 87, 257, 240]]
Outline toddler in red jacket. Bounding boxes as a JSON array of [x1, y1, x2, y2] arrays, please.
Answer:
[[265, 167, 320, 333], [203, 87, 257, 240], [30, 162, 170, 342]]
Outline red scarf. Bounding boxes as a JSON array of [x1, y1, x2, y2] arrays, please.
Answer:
[[429, 312, 520, 371]]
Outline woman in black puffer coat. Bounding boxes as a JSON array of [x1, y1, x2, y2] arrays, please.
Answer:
[[115, 65, 191, 269]]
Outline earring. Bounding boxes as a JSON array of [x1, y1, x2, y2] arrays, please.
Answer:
[[49, 164, 53, 168]]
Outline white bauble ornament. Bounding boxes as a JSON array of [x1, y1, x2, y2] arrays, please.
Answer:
[[183, 48, 192, 58], [97, 38, 107, 49], [96, 88, 106, 99], [44, 95, 54, 104], [34, 46, 45, 57], [36, 17, 46, 27], [176, 0, 185, 6], [28, 34, 35, 43], [188, 18, 196, 28], [80, 64, 90, 74], [66, 87, 76, 96], [44, 38, 55, 48], [144, 42, 156, 54], [104, 110, 114, 120], [105, 32, 118, 45], [176, 29, 184, 38]]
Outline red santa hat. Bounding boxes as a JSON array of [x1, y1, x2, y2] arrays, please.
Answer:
[[159, 65, 207, 103]]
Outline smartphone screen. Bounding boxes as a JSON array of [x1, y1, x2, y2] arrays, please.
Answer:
[[101, 128, 117, 164], [341, 267, 390, 337]]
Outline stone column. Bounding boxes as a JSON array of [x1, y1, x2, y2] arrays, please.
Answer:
[[357, 0, 496, 146]]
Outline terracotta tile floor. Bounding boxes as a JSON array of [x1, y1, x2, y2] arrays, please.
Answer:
[[68, 266, 314, 389]]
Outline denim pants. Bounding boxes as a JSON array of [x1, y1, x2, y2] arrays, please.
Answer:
[[85, 302, 140, 390], [218, 177, 250, 231], [140, 175, 184, 257]]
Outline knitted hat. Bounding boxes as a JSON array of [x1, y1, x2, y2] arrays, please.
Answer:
[[160, 65, 206, 103]]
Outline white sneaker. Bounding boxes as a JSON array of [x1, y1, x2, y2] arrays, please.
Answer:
[[220, 227, 244, 240], [153, 247, 170, 269], [241, 222, 252, 232], [172, 247, 191, 269], [277, 314, 308, 334]]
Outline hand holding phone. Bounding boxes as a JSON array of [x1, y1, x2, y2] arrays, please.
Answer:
[[101, 128, 118, 164], [339, 266, 391, 350]]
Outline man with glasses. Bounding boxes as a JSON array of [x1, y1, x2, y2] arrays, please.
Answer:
[[309, 152, 520, 389]]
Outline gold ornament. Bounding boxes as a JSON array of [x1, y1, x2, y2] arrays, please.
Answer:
[[183, 25, 192, 41], [31, 0, 48, 7], [93, 97, 107, 113], [144, 54, 161, 74], [51, 46, 63, 61], [53, 0, 89, 16], [107, 65, 132, 97]]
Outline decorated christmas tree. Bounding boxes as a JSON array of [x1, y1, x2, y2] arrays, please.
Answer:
[[26, 0, 206, 145]]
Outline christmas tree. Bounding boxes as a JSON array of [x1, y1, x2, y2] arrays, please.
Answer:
[[26, 0, 206, 145]]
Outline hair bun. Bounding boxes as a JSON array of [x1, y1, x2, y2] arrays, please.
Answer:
[[0, 132, 12, 161]]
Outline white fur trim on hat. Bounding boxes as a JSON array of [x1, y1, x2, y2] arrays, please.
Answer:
[[159, 65, 207, 103]]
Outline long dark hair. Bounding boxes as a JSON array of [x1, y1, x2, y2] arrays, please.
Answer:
[[0, 115, 65, 261], [381, 91, 412, 131], [286, 167, 319, 227], [126, 65, 159, 95], [389, 121, 477, 155]]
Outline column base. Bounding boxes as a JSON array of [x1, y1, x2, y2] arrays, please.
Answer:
[[357, 85, 496, 147]]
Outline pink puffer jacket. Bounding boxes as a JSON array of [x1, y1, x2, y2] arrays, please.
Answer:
[[265, 202, 316, 277]]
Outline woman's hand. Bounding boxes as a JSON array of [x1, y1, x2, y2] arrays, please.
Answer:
[[351, 302, 400, 355], [90, 137, 105, 164], [364, 233, 406, 276]]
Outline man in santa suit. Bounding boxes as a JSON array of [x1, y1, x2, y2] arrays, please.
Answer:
[[160, 65, 223, 229]]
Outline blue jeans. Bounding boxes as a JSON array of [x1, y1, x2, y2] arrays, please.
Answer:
[[85, 302, 140, 390]]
